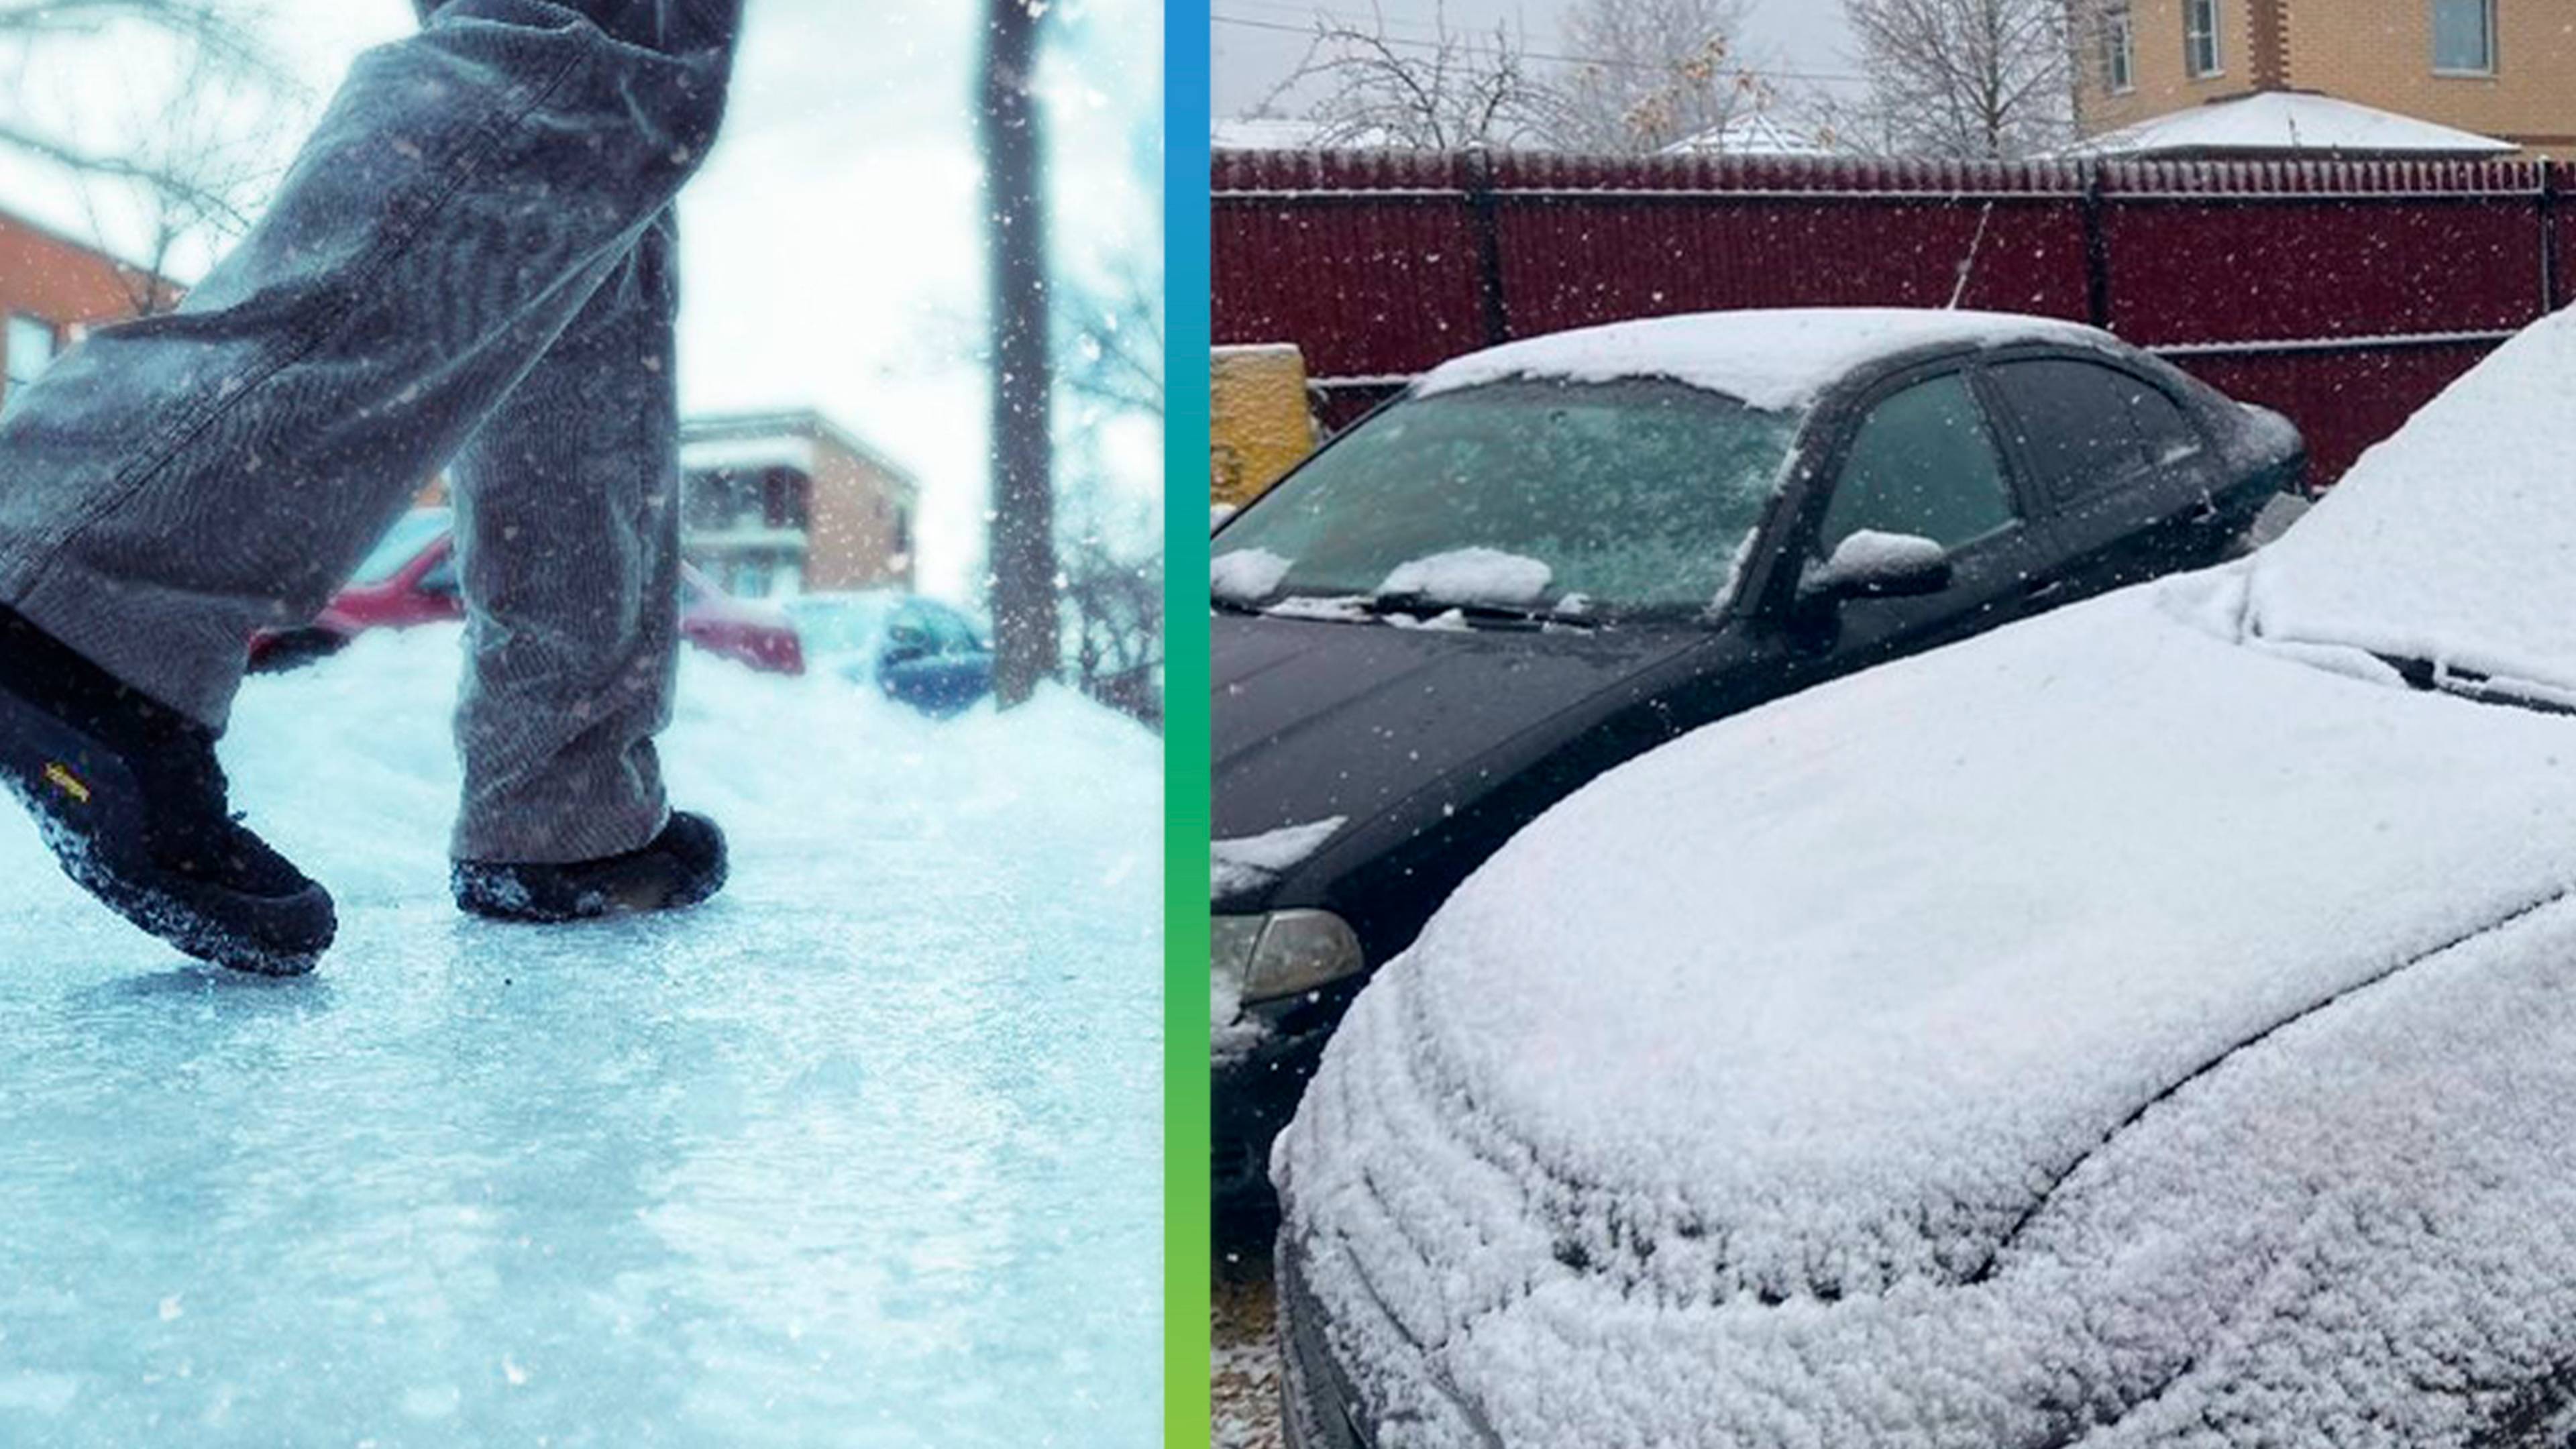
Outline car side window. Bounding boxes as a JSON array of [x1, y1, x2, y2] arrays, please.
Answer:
[[920, 604, 979, 655], [1990, 359, 2202, 502], [1819, 373, 2017, 557], [886, 602, 938, 659], [417, 551, 460, 597]]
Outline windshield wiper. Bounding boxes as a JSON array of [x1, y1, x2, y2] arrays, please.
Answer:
[[1210, 594, 1263, 616], [2376, 655, 2576, 718], [1362, 592, 1591, 631]]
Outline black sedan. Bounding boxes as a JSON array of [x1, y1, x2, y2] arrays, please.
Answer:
[[1211, 308, 2307, 1202]]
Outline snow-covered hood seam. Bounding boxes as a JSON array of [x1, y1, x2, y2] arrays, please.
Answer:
[[1974, 879, 2576, 1286]]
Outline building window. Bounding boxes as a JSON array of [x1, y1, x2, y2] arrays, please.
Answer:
[[2184, 0, 2223, 77], [3, 314, 58, 392], [2434, 0, 2496, 73], [2102, 5, 2135, 92]]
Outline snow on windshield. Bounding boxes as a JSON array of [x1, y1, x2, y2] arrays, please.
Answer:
[[1377, 547, 1552, 607], [1215, 378, 1796, 616], [1212, 547, 1293, 603]]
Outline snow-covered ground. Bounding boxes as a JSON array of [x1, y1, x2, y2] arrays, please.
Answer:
[[0, 626, 1163, 1446], [1212, 1256, 1284, 1449]]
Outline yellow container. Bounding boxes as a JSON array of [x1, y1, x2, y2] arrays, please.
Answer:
[[1210, 344, 1318, 517]]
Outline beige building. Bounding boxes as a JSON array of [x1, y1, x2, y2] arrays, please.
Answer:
[[2077, 0, 2573, 156], [678, 410, 918, 600]]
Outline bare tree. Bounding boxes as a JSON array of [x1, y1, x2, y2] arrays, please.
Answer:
[[0, 0, 301, 307], [1052, 232, 1163, 727], [1059, 519, 1163, 729], [979, 0, 1060, 710], [70, 48, 300, 313], [1277, 1, 1562, 151], [1059, 255, 1164, 421], [1842, 0, 2075, 160], [1554, 0, 1772, 156]]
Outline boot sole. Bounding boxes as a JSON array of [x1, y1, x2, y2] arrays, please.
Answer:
[[0, 688, 331, 976], [453, 842, 729, 924]]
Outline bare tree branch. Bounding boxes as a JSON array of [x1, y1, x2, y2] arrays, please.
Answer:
[[1837, 0, 2076, 159], [0, 0, 303, 309], [1287, 0, 1564, 151], [1555, 0, 1774, 155]]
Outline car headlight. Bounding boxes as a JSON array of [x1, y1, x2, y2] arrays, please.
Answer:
[[1212, 910, 1366, 1006]]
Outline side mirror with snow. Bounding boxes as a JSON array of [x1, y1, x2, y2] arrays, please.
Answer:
[[1801, 531, 1953, 604]]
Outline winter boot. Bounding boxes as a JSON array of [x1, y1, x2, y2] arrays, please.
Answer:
[[0, 608, 335, 975], [451, 810, 727, 923]]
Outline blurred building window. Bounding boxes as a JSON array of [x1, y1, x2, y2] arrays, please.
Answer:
[[2434, 0, 2496, 74], [5, 314, 58, 393], [2184, 0, 2222, 77], [2102, 5, 2135, 92]]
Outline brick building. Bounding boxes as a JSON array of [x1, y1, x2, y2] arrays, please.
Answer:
[[0, 204, 160, 409], [2076, 0, 2571, 156], [678, 409, 918, 599]]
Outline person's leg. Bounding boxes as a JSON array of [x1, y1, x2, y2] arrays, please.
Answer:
[[447, 210, 682, 867], [0, 0, 739, 731], [0, 0, 740, 969]]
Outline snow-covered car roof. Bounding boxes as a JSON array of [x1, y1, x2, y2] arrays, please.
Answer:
[[1280, 308, 2576, 1444], [1414, 308, 2121, 413]]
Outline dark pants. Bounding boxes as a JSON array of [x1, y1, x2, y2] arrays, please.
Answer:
[[0, 0, 741, 861]]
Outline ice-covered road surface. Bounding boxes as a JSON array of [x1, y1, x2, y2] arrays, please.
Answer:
[[0, 626, 1163, 1447]]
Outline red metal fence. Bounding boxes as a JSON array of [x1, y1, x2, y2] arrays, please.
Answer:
[[1214, 150, 2576, 485]]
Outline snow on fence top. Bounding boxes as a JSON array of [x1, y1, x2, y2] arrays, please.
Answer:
[[1211, 148, 2555, 201]]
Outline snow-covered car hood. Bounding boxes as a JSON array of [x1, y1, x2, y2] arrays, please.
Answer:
[[1279, 572, 2576, 1445], [2246, 310, 2576, 696]]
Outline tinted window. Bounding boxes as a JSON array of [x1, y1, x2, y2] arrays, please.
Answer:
[[1819, 374, 2017, 556], [1990, 360, 2200, 501], [892, 600, 981, 657], [916, 602, 984, 653], [417, 551, 459, 597]]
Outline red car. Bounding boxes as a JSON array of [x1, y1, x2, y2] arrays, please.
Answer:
[[248, 508, 805, 676]]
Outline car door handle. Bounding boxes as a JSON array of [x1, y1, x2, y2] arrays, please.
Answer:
[[2025, 579, 2066, 604]]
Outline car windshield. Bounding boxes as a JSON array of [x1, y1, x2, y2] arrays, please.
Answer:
[[788, 597, 892, 652], [1212, 378, 1801, 620], [348, 510, 450, 586]]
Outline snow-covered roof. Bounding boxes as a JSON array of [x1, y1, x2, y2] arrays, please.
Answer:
[[2063, 90, 2516, 158], [680, 435, 818, 476], [678, 409, 918, 500], [1416, 308, 2117, 412], [1656, 112, 1835, 158]]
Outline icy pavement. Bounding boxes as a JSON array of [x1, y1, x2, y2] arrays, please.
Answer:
[[0, 626, 1163, 1447]]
